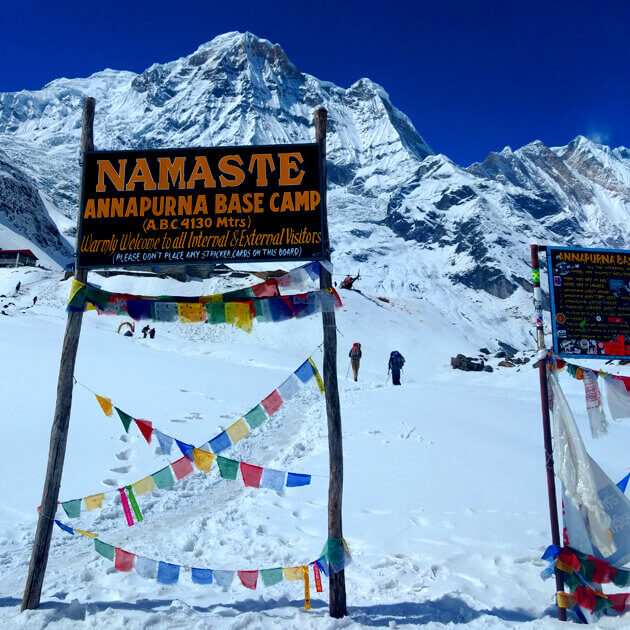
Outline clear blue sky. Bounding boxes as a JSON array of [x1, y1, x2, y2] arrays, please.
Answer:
[[3, 0, 628, 165]]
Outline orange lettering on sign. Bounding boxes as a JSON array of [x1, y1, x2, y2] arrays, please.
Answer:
[[248, 154, 275, 186], [278, 153, 305, 186], [126, 158, 156, 191], [218, 155, 245, 187], [157, 157, 187, 190], [187, 156, 217, 189], [96, 159, 127, 193]]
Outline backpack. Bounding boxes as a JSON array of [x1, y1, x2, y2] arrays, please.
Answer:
[[389, 351, 405, 370], [349, 343, 362, 359]]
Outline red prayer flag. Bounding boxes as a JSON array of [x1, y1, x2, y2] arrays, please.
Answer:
[[313, 563, 323, 593], [240, 462, 263, 488], [592, 558, 616, 584], [261, 390, 283, 416], [609, 593, 630, 613], [575, 585, 598, 612], [252, 279, 278, 298], [118, 487, 134, 527], [172, 456, 194, 480], [238, 570, 258, 590], [114, 547, 136, 572], [557, 549, 581, 572], [135, 419, 153, 443]]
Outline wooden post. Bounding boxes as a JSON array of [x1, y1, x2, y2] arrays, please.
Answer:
[[314, 108, 347, 618], [530, 244, 566, 622], [21, 97, 95, 611]]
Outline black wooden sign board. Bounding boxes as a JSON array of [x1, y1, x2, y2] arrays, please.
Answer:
[[77, 143, 324, 268], [547, 245, 630, 359]]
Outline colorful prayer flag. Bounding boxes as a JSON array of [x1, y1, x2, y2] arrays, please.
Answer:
[[118, 487, 135, 526], [260, 468, 286, 491], [225, 302, 254, 333], [283, 566, 304, 581], [226, 418, 250, 444], [260, 567, 284, 586], [261, 390, 283, 416], [205, 302, 227, 324], [254, 299, 273, 322], [84, 493, 104, 511], [309, 359, 325, 393], [74, 529, 97, 538], [126, 299, 153, 321], [175, 439, 195, 459], [133, 476, 156, 496], [303, 565, 311, 610], [213, 570, 235, 588], [126, 485, 143, 522], [151, 466, 175, 489], [62, 499, 81, 519], [618, 473, 630, 494], [95, 538, 115, 561], [68, 279, 86, 306], [295, 359, 315, 383], [154, 430, 174, 456], [244, 404, 267, 430], [171, 456, 194, 480], [286, 473, 311, 488], [152, 301, 179, 322], [240, 462, 263, 488], [55, 520, 74, 535], [135, 555, 158, 579], [209, 430, 231, 454], [313, 562, 323, 592], [193, 448, 215, 472], [191, 568, 214, 585], [238, 570, 258, 590], [277, 374, 300, 401], [115, 407, 133, 433], [95, 394, 113, 417], [157, 561, 180, 585], [177, 302, 206, 323], [217, 456, 239, 480], [135, 419, 154, 443], [115, 547, 136, 572]]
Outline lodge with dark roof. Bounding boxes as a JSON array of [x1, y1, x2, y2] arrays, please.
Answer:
[[0, 249, 38, 267]]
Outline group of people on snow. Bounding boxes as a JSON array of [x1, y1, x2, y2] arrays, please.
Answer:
[[142, 325, 156, 339], [348, 342, 405, 386]]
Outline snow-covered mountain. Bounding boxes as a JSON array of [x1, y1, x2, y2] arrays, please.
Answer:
[[1, 31, 629, 337]]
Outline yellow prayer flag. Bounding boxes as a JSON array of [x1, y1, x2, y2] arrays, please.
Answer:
[[86, 302, 98, 311], [555, 559, 574, 574], [177, 302, 206, 323], [193, 448, 215, 472], [342, 538, 351, 557], [84, 493, 104, 511], [199, 294, 222, 304], [226, 418, 250, 444], [309, 359, 325, 393], [225, 302, 253, 333], [75, 529, 98, 538], [283, 566, 304, 581], [68, 279, 86, 303], [303, 565, 311, 611], [557, 592, 576, 609], [95, 394, 113, 417], [132, 476, 156, 496]]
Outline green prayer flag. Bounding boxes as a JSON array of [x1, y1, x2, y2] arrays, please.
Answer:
[[61, 499, 81, 519], [564, 572, 580, 590], [260, 567, 284, 586], [613, 569, 630, 587], [94, 538, 115, 561], [115, 407, 133, 433], [244, 404, 266, 430], [85, 286, 109, 310], [224, 288, 254, 301], [126, 485, 143, 522], [205, 302, 226, 325], [580, 559, 594, 582], [322, 539, 343, 567], [254, 299, 272, 322], [594, 595, 613, 613], [216, 456, 239, 480], [151, 466, 175, 489]]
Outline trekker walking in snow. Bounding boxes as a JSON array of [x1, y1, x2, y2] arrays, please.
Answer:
[[388, 350, 405, 386], [149, 328, 156, 339], [32, 296, 37, 306], [15, 282, 21, 294], [349, 342, 362, 381], [142, 325, 150, 339]]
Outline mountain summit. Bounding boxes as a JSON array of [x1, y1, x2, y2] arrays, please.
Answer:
[[1, 31, 629, 341]]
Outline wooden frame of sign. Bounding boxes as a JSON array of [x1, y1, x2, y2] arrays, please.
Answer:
[[22, 100, 347, 619]]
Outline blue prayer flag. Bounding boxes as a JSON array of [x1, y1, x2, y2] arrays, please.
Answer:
[[618, 473, 630, 494], [294, 359, 315, 383], [155, 430, 174, 455], [286, 472, 311, 487], [55, 520, 74, 535], [126, 299, 153, 321], [191, 568, 214, 585], [541, 544, 562, 561], [157, 561, 180, 585], [209, 431, 231, 454], [175, 439, 195, 460], [315, 558, 329, 577]]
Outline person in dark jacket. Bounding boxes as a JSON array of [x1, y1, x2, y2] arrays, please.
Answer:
[[349, 342, 362, 381], [388, 351, 405, 385], [142, 325, 150, 338], [149, 328, 156, 339]]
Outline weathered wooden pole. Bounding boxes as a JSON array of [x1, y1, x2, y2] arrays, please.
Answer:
[[530, 244, 566, 622], [22, 97, 95, 611], [314, 108, 347, 618]]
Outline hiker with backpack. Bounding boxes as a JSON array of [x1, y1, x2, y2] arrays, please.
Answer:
[[349, 342, 362, 381], [388, 351, 405, 385]]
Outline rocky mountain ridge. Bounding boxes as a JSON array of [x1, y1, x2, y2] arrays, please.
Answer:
[[0, 31, 629, 344]]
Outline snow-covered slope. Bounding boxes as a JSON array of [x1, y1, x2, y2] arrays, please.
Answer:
[[1, 31, 630, 343]]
